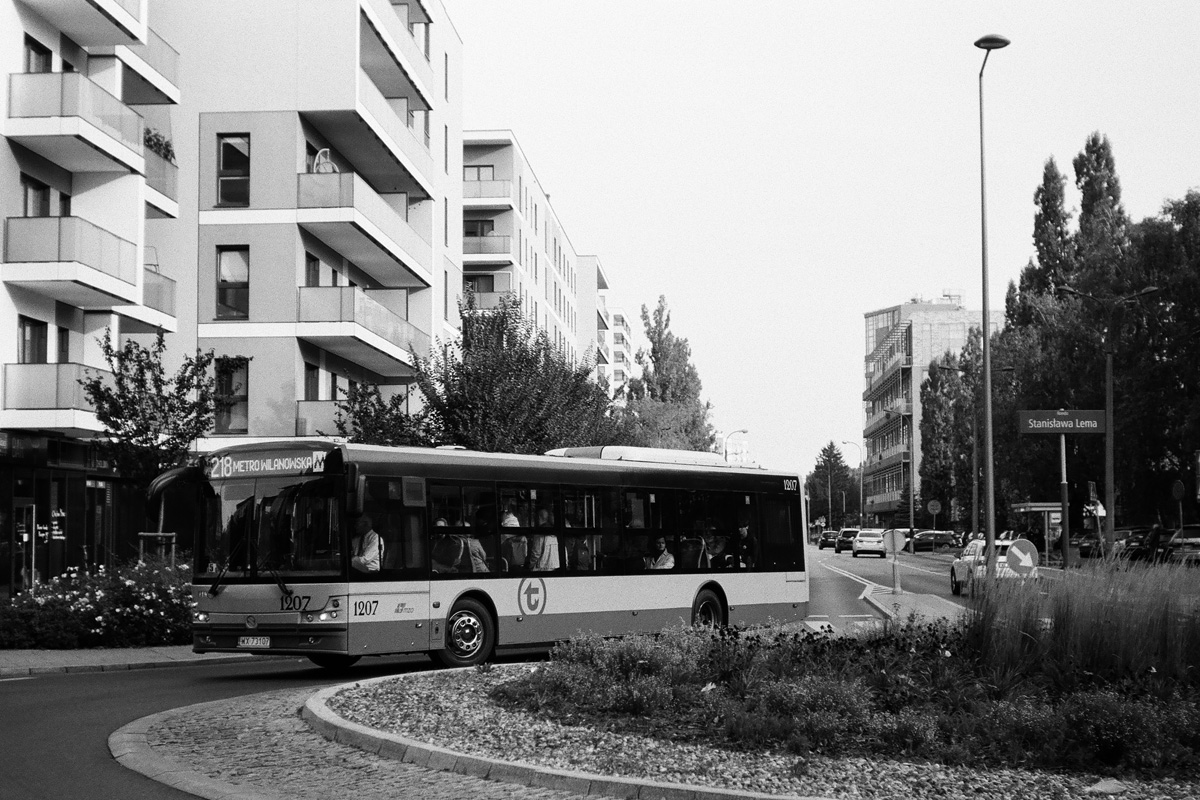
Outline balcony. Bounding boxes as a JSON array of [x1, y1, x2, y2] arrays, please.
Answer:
[[296, 286, 430, 377], [390, 0, 431, 25], [1, 362, 113, 436], [3, 216, 138, 308], [7, 72, 144, 174], [863, 353, 912, 399], [18, 0, 144, 46], [863, 401, 913, 437], [297, 172, 432, 288], [363, 0, 434, 102], [144, 149, 178, 217], [463, 180, 516, 210], [91, 26, 180, 104], [463, 235, 515, 267], [865, 490, 902, 513], [295, 400, 341, 437], [301, 68, 434, 200]]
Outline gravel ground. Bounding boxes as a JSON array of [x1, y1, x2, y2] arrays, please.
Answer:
[[327, 666, 1200, 800]]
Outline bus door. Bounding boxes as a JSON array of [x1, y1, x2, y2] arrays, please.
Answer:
[[348, 483, 432, 656]]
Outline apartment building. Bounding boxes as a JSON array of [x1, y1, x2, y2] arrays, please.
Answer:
[[576, 254, 613, 391], [861, 294, 1003, 524], [461, 130, 580, 362], [153, 0, 463, 445], [605, 307, 635, 396], [1, 0, 181, 593]]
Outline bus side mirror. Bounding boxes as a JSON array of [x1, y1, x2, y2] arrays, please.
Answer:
[[346, 466, 365, 516]]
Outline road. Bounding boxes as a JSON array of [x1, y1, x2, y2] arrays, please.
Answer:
[[1, 554, 965, 800]]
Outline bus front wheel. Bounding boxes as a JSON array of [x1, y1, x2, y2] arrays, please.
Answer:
[[307, 654, 361, 671], [436, 597, 496, 668], [691, 589, 725, 628]]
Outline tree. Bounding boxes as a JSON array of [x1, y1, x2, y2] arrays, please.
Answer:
[[626, 296, 714, 451], [412, 293, 616, 454], [805, 442, 850, 530], [1073, 131, 1130, 294], [334, 384, 438, 446], [613, 396, 713, 451], [79, 329, 218, 491]]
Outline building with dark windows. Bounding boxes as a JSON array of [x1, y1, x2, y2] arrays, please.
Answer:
[[1, 0, 181, 595], [861, 294, 1003, 525]]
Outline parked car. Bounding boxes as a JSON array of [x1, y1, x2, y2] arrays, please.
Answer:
[[817, 529, 838, 550], [833, 528, 859, 554], [1165, 525, 1200, 566], [950, 538, 1040, 596], [852, 529, 887, 558], [1110, 527, 1150, 559], [1124, 527, 1171, 563], [1074, 530, 1104, 559], [905, 530, 959, 553]]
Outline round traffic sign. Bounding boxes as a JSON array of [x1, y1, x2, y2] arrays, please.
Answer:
[[883, 529, 907, 553], [1173, 480, 1186, 501], [927, 499, 942, 515], [1006, 539, 1039, 576]]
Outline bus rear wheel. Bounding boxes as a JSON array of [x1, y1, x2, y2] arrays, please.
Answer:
[[691, 588, 725, 628], [307, 654, 361, 671], [436, 597, 495, 668]]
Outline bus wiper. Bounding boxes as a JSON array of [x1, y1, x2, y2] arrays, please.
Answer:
[[208, 538, 247, 597], [263, 565, 294, 598]]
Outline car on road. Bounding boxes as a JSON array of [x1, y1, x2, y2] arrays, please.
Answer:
[[1165, 525, 1200, 566], [950, 538, 1040, 596], [1110, 527, 1150, 559], [817, 529, 839, 550], [852, 528, 887, 558], [833, 528, 859, 554], [1074, 530, 1104, 559], [905, 530, 959, 553]]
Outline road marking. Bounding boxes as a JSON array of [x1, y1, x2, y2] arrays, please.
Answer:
[[0, 677, 34, 683]]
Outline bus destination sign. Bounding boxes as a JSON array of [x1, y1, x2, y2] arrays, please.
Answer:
[[207, 450, 328, 479], [1018, 410, 1105, 434]]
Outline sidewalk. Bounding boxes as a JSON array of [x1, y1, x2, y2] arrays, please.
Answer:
[[0, 644, 259, 677]]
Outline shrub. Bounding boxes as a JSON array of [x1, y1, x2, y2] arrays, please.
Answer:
[[0, 556, 192, 649]]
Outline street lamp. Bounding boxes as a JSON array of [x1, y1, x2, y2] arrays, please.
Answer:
[[841, 440, 864, 525], [1059, 285, 1160, 553], [975, 33, 1009, 579], [722, 428, 748, 462]]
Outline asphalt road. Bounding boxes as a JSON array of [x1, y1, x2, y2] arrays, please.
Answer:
[[1, 557, 959, 800]]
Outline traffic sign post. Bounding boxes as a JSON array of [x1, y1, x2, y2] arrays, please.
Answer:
[[927, 499, 942, 530], [883, 529, 907, 595], [1006, 538, 1039, 576], [1019, 410, 1105, 569]]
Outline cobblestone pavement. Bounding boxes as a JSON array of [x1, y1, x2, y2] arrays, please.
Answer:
[[140, 688, 595, 800]]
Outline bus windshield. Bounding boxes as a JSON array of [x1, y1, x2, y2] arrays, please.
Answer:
[[197, 475, 343, 581]]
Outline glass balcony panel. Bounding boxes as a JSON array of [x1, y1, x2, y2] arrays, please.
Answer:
[[462, 180, 514, 201], [3, 363, 112, 411], [128, 27, 178, 85], [145, 149, 177, 199], [8, 73, 142, 152], [298, 286, 430, 354], [357, 70, 433, 171], [143, 269, 176, 315], [5, 217, 137, 285], [463, 235, 512, 255]]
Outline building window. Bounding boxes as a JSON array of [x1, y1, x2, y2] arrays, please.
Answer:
[[443, 125, 448, 174], [215, 358, 249, 434], [216, 134, 250, 206], [57, 326, 70, 363], [304, 252, 320, 288], [216, 247, 250, 319], [443, 270, 449, 321], [303, 363, 319, 401], [464, 275, 495, 294], [463, 219, 494, 237], [18, 317, 47, 364], [444, 52, 448, 101], [20, 174, 50, 218], [443, 197, 448, 247], [24, 36, 51, 74], [59, 192, 71, 217], [463, 165, 494, 181]]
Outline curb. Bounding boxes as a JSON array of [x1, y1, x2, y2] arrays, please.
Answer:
[[304, 671, 839, 800], [0, 653, 274, 678]]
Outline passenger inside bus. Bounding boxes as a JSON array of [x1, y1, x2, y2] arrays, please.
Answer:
[[735, 521, 759, 568], [644, 536, 675, 569], [528, 508, 560, 571], [350, 515, 381, 572]]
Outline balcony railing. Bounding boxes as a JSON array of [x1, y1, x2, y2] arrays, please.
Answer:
[[143, 268, 175, 316], [127, 27, 179, 84], [295, 400, 340, 437], [471, 291, 516, 311], [462, 180, 514, 201], [3, 363, 112, 411], [145, 149, 177, 199], [5, 216, 137, 285], [298, 171, 431, 258], [463, 235, 512, 255], [297, 286, 430, 354], [358, 68, 432, 168], [8, 72, 142, 153]]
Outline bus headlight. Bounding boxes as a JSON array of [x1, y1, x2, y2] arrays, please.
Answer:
[[318, 610, 338, 621]]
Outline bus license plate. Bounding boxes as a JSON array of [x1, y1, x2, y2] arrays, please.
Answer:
[[237, 636, 270, 648]]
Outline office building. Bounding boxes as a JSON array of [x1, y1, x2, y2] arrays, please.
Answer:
[[861, 293, 1003, 524], [1, 0, 181, 592]]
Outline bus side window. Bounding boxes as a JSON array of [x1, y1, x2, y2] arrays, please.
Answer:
[[760, 495, 802, 570]]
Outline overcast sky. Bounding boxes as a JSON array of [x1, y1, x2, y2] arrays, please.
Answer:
[[446, 0, 1200, 477]]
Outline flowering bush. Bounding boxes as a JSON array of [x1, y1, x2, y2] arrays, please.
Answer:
[[0, 556, 192, 649]]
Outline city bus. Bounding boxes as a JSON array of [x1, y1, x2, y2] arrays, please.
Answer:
[[149, 440, 808, 669]]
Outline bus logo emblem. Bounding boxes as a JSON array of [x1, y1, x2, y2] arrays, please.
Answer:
[[517, 577, 547, 616]]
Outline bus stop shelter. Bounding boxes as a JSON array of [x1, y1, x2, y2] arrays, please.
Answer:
[[1010, 502, 1061, 564]]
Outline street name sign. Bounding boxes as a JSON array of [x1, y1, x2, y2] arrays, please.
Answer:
[[1006, 539, 1039, 576], [1018, 410, 1105, 434]]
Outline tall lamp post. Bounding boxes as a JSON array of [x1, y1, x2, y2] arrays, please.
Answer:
[[975, 33, 1009, 579], [721, 428, 748, 462], [1060, 286, 1159, 552], [842, 440, 864, 525]]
